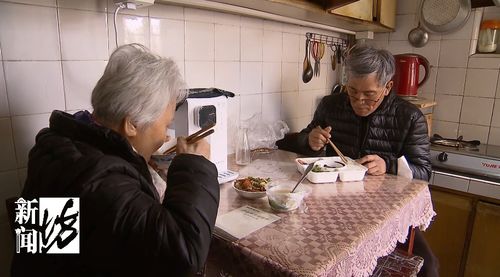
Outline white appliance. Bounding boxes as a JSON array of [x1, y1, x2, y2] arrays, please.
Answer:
[[175, 96, 238, 184]]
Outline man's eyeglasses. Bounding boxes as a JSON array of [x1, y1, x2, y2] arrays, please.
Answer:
[[345, 86, 386, 106]]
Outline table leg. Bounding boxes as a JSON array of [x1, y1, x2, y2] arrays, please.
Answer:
[[407, 227, 416, 256]]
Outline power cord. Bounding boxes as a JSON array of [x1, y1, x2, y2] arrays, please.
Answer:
[[113, 2, 137, 49]]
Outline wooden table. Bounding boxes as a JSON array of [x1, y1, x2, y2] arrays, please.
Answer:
[[207, 150, 435, 277]]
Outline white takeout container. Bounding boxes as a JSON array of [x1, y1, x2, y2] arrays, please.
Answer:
[[295, 157, 367, 183]]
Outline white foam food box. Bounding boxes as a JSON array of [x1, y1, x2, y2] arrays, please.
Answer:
[[295, 157, 368, 183]]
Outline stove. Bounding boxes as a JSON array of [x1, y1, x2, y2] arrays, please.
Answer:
[[430, 135, 500, 182]]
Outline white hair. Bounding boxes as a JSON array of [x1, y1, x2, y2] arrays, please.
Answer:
[[91, 43, 187, 129]]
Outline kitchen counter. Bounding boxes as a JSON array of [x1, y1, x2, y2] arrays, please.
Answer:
[[207, 150, 435, 276]]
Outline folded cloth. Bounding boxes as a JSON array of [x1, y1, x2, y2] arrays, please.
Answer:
[[397, 156, 413, 179]]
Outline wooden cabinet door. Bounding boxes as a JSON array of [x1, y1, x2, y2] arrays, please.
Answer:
[[423, 189, 474, 277], [376, 0, 396, 29], [330, 0, 373, 21], [464, 201, 500, 277]]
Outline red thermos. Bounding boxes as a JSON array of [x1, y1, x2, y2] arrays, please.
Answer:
[[393, 54, 430, 97]]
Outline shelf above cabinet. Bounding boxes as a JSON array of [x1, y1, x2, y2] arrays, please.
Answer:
[[157, 0, 395, 33]]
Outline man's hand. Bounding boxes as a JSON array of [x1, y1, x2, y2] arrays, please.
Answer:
[[357, 154, 386, 176], [176, 137, 211, 160], [308, 126, 332, 151]]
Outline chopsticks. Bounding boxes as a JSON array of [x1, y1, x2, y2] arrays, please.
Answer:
[[327, 138, 349, 164], [163, 123, 215, 155]]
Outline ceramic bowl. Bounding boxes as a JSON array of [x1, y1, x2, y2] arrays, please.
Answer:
[[266, 184, 311, 212], [232, 182, 267, 199]]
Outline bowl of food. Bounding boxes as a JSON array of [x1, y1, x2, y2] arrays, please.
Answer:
[[233, 176, 270, 199], [266, 184, 311, 212]]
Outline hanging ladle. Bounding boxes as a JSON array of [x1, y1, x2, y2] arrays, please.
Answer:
[[302, 38, 313, 83], [408, 23, 429, 48]]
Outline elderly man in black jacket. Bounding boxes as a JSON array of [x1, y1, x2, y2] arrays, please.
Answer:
[[12, 44, 219, 276], [280, 44, 437, 276]]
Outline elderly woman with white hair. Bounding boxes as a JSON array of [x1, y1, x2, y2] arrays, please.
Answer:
[[12, 44, 219, 276]]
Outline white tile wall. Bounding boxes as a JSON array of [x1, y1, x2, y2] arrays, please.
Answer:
[[0, 3, 60, 60], [438, 40, 470, 68], [150, 18, 185, 62], [215, 24, 240, 61], [240, 62, 262, 94], [185, 21, 214, 61], [464, 69, 498, 97], [214, 61, 239, 93], [58, 0, 108, 12], [263, 30, 282, 62], [262, 62, 282, 93], [240, 94, 262, 121], [60, 9, 108, 60], [108, 13, 150, 52], [241, 28, 263, 62], [435, 68, 466, 95], [0, 63, 9, 117], [433, 94, 462, 122], [489, 127, 500, 145], [281, 62, 299, 92], [492, 99, 500, 127], [460, 97, 494, 125], [0, 170, 20, 220], [458, 123, 490, 144], [11, 113, 51, 167], [433, 120, 459, 138], [185, 61, 214, 88], [262, 93, 282, 122], [282, 33, 300, 62], [4, 61, 65, 115], [62, 61, 107, 110], [0, 118, 17, 171]]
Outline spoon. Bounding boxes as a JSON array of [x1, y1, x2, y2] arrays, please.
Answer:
[[302, 39, 313, 83], [291, 162, 315, 193]]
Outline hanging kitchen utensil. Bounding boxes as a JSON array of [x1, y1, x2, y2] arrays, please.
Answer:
[[408, 23, 429, 48], [311, 41, 320, 77], [302, 38, 313, 83], [420, 0, 471, 34], [317, 43, 325, 77]]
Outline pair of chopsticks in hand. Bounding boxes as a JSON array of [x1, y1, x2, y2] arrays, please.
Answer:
[[326, 138, 349, 164], [162, 123, 215, 155]]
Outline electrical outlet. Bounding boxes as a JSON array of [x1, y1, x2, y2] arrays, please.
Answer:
[[114, 0, 154, 9]]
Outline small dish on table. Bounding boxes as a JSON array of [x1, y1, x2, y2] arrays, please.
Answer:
[[232, 177, 270, 199]]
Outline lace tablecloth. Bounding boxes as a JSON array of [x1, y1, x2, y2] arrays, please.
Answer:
[[210, 150, 435, 277]]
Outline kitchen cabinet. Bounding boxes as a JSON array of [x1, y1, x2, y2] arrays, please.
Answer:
[[329, 0, 397, 29], [424, 184, 500, 277], [423, 189, 474, 277], [464, 201, 500, 277]]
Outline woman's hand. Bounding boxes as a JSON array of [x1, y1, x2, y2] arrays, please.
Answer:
[[176, 137, 211, 160], [357, 154, 386, 175], [308, 126, 332, 151]]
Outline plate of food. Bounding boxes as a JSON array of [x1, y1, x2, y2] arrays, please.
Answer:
[[233, 176, 271, 199]]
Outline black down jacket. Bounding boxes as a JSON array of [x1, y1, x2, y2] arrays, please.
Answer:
[[283, 92, 431, 181], [11, 110, 220, 277]]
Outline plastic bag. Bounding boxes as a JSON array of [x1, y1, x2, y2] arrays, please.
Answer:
[[240, 114, 289, 151]]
